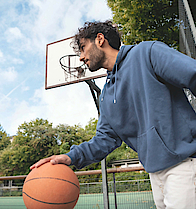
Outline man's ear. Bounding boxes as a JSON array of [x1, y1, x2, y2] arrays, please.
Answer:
[[95, 33, 105, 47]]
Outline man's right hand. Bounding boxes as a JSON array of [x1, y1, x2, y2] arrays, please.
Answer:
[[30, 154, 72, 170]]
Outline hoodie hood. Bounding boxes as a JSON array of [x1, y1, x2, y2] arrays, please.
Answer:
[[103, 45, 135, 103], [112, 45, 135, 73]]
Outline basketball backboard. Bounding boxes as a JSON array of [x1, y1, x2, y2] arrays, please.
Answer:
[[45, 37, 107, 89]]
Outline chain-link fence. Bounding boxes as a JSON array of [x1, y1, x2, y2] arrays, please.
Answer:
[[0, 171, 156, 209]]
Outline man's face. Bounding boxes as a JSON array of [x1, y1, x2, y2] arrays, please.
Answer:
[[79, 38, 106, 72]]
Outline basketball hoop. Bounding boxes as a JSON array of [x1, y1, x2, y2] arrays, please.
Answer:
[[45, 37, 106, 89], [59, 54, 87, 80]]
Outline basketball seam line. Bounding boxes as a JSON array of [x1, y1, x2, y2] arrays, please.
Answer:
[[24, 177, 80, 189], [23, 192, 78, 205]]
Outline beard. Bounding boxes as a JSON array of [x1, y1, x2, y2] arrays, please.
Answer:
[[88, 43, 106, 72]]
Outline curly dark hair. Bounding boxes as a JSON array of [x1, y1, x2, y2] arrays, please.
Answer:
[[72, 20, 121, 53]]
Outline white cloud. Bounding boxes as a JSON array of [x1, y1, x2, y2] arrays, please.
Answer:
[[31, 82, 100, 127], [0, 0, 112, 135], [86, 0, 112, 20], [0, 92, 11, 111], [5, 100, 40, 134], [0, 49, 5, 63], [26, 0, 112, 53], [1, 0, 113, 56], [3, 26, 31, 54], [5, 27, 23, 43], [0, 50, 23, 65], [3, 81, 101, 135], [21, 85, 29, 92], [0, 67, 18, 83], [12, 58, 24, 65], [0, 50, 3, 58]]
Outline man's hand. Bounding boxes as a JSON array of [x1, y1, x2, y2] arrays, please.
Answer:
[[30, 154, 72, 170]]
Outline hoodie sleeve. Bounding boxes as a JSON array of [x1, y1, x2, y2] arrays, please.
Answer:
[[66, 113, 122, 169], [150, 41, 196, 96]]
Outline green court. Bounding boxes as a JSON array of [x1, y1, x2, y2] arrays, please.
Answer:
[[0, 191, 156, 209]]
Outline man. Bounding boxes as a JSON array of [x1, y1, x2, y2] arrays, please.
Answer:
[[31, 21, 196, 208]]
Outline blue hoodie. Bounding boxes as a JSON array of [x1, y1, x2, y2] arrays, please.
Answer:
[[67, 41, 196, 173]]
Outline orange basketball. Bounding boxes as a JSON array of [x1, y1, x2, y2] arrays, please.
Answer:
[[22, 163, 80, 209]]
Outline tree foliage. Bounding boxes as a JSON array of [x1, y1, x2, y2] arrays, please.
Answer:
[[0, 118, 138, 176], [0, 119, 60, 176], [0, 125, 10, 151], [0, 118, 99, 176], [57, 119, 101, 174], [107, 0, 179, 47], [106, 142, 138, 166], [57, 119, 97, 154], [56, 124, 84, 154]]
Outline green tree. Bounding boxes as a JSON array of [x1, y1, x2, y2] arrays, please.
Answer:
[[55, 119, 101, 181], [107, 0, 179, 47], [57, 118, 138, 174], [106, 142, 138, 166], [84, 118, 97, 135], [57, 124, 86, 154], [0, 118, 60, 176], [0, 125, 10, 151], [57, 118, 98, 154]]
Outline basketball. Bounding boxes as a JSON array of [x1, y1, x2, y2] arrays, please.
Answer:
[[22, 162, 80, 209]]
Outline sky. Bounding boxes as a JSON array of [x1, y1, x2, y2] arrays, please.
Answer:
[[0, 0, 113, 136]]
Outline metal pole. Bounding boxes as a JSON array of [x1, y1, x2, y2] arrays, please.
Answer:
[[182, 0, 196, 43], [113, 173, 118, 209], [101, 158, 110, 209], [179, 25, 192, 57], [85, 79, 110, 209], [85, 79, 101, 115]]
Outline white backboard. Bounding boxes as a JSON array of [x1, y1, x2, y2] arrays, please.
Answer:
[[45, 37, 107, 89]]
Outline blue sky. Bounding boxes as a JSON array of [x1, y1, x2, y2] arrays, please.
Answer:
[[0, 0, 112, 135]]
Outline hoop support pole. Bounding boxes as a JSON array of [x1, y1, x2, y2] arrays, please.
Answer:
[[85, 79, 110, 209]]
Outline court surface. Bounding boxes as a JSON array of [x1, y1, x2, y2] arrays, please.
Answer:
[[0, 191, 156, 209]]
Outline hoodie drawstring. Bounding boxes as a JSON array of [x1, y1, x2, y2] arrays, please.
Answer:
[[101, 65, 118, 104], [113, 63, 118, 104], [101, 73, 110, 102], [100, 45, 134, 105]]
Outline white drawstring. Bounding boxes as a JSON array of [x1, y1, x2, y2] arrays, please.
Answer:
[[113, 63, 118, 104]]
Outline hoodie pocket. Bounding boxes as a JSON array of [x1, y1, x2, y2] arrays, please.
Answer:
[[137, 126, 180, 173]]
